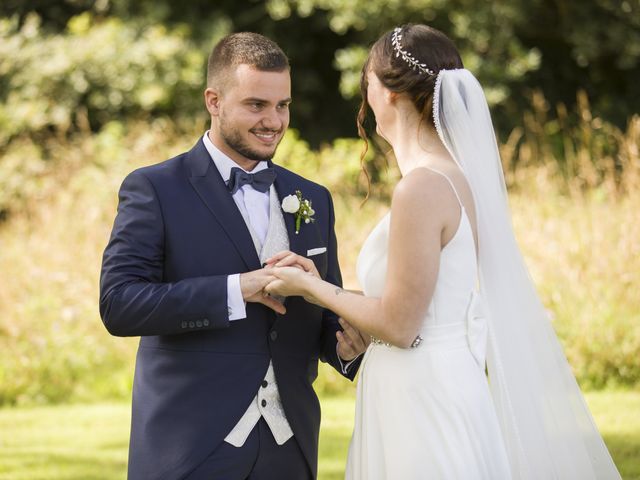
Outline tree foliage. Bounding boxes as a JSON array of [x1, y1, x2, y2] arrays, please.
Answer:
[[2, 0, 638, 142], [1, 0, 364, 147], [0, 13, 205, 144], [271, 0, 640, 133]]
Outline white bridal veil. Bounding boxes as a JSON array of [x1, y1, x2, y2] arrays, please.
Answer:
[[433, 69, 621, 479]]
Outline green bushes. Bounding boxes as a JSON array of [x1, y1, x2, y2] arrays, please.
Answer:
[[0, 13, 205, 217], [0, 13, 203, 141]]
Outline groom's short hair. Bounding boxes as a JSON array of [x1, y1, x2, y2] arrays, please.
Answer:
[[207, 32, 289, 90]]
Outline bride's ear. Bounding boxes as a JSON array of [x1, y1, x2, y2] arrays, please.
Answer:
[[385, 88, 398, 105]]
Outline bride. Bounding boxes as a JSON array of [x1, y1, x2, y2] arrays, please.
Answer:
[[265, 24, 621, 479]]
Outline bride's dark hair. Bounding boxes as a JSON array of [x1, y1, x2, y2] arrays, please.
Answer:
[[357, 24, 463, 197]]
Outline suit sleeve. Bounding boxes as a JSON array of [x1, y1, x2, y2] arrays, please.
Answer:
[[99, 170, 230, 337], [318, 187, 362, 380]]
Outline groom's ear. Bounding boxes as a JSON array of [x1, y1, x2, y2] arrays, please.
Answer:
[[204, 88, 221, 117]]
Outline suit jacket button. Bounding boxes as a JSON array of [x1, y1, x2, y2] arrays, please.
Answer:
[[188, 321, 195, 328], [181, 321, 187, 329], [203, 319, 210, 327], [270, 331, 278, 341], [196, 320, 202, 328]]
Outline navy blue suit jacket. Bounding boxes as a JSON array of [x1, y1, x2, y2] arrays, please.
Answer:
[[99, 139, 360, 479]]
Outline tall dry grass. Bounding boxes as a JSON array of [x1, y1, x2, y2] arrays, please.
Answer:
[[0, 121, 194, 404], [500, 93, 640, 388]]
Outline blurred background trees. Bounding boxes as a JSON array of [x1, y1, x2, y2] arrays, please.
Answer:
[[5, 0, 640, 130]]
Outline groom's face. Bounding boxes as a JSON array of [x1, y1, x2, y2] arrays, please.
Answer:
[[206, 64, 291, 168]]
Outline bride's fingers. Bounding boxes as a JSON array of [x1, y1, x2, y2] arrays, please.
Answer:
[[275, 254, 320, 277], [298, 257, 319, 276], [273, 253, 300, 267], [266, 252, 321, 278], [273, 254, 302, 268], [264, 250, 294, 265]]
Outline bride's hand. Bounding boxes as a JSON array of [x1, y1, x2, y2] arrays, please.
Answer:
[[265, 250, 321, 279], [264, 266, 320, 303]]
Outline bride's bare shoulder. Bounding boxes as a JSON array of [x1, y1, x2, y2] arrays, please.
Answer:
[[391, 167, 453, 210]]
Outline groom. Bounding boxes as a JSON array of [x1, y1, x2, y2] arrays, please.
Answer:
[[99, 32, 366, 479]]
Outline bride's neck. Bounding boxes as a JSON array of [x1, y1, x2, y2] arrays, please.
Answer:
[[384, 112, 451, 176]]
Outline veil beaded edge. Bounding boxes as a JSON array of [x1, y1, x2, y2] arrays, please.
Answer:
[[433, 68, 621, 479], [432, 70, 446, 141]]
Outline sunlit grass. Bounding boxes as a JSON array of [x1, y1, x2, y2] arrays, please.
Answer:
[[586, 391, 640, 479], [0, 403, 129, 480], [0, 391, 637, 479]]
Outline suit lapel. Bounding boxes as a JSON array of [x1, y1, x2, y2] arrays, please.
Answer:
[[186, 140, 261, 271], [272, 164, 306, 258]]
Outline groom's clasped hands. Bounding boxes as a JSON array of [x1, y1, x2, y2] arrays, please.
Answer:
[[238, 250, 316, 315], [242, 249, 369, 362], [264, 250, 319, 299]]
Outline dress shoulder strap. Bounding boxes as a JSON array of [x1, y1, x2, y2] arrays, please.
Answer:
[[420, 166, 464, 209]]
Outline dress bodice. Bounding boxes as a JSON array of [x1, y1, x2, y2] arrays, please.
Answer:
[[356, 191, 478, 331]]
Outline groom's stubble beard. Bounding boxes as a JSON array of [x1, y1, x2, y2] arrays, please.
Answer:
[[219, 116, 284, 163]]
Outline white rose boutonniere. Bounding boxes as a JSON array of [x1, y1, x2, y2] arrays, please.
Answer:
[[281, 190, 315, 234], [281, 194, 300, 214]]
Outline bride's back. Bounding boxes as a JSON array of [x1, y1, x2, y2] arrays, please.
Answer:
[[357, 164, 480, 329]]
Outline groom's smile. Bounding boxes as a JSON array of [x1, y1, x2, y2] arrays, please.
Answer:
[[251, 128, 281, 145], [206, 63, 291, 170]]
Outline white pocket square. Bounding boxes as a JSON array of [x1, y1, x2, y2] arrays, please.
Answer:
[[307, 247, 327, 257]]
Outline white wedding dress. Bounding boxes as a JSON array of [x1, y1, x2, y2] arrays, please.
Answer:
[[345, 169, 512, 479]]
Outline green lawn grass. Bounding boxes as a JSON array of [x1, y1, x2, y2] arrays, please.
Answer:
[[0, 391, 638, 479]]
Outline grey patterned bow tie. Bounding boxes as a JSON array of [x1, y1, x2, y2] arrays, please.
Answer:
[[227, 167, 277, 195]]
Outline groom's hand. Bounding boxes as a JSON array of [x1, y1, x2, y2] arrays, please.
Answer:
[[337, 318, 369, 361], [240, 269, 286, 314]]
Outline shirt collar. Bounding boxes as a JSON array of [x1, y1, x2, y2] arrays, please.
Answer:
[[202, 131, 267, 183]]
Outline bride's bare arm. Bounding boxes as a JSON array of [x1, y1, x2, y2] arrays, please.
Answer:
[[266, 169, 455, 348], [265, 251, 363, 302]]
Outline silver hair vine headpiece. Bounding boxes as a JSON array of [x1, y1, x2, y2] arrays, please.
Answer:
[[391, 27, 435, 76]]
